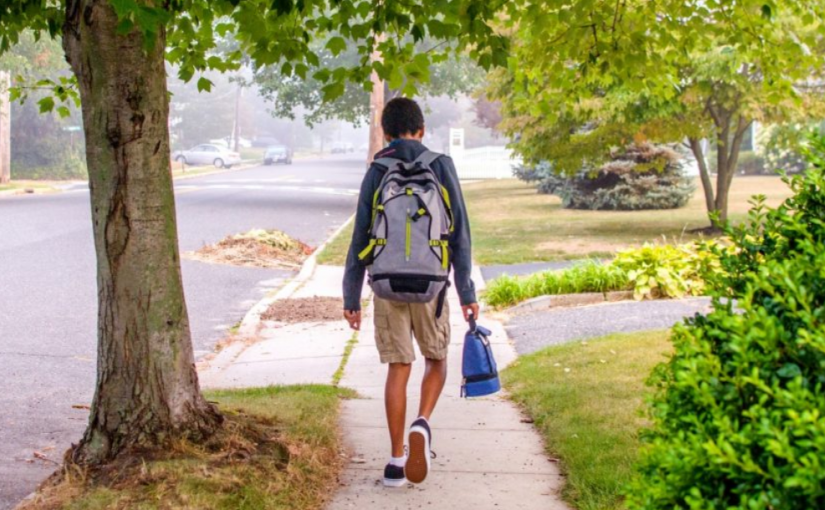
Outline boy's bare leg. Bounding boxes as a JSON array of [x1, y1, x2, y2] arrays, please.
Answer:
[[418, 357, 447, 420], [386, 362, 412, 457]]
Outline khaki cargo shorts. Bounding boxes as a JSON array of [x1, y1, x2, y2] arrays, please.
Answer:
[[373, 296, 451, 364]]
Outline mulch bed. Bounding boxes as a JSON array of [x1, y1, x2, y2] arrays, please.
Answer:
[[261, 297, 344, 324]]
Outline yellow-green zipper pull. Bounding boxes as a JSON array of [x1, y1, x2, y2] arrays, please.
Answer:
[[405, 208, 412, 261]]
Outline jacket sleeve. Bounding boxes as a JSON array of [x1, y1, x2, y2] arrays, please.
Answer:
[[342, 167, 379, 312], [440, 156, 477, 306]]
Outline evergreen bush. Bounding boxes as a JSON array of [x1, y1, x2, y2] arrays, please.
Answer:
[[515, 144, 695, 210], [627, 134, 825, 509]]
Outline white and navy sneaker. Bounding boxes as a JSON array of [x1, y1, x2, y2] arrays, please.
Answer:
[[406, 417, 433, 484], [383, 462, 407, 487]]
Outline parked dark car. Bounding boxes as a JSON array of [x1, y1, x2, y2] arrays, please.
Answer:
[[264, 145, 293, 165]]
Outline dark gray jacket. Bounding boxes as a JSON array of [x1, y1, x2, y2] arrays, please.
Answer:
[[342, 139, 476, 311]]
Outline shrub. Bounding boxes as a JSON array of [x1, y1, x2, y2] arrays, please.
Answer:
[[755, 122, 821, 174], [483, 243, 721, 308], [515, 144, 695, 210], [483, 261, 629, 308], [613, 243, 723, 300], [627, 134, 825, 509]]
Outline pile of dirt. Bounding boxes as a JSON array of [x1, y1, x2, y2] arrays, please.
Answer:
[[261, 296, 344, 324], [186, 229, 314, 269]]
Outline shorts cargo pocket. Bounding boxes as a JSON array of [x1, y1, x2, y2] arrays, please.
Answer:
[[374, 312, 391, 352], [435, 301, 451, 354]]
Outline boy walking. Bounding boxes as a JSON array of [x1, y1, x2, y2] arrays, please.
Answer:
[[342, 97, 478, 487]]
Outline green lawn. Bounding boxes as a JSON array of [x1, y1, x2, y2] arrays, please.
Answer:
[[23, 385, 355, 510], [464, 176, 792, 265], [503, 330, 672, 510], [315, 218, 354, 266]]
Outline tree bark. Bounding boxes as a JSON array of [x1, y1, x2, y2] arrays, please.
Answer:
[[63, 1, 221, 465], [688, 137, 714, 214], [713, 116, 752, 224], [0, 71, 10, 184]]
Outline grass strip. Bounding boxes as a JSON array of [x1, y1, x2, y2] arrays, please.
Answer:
[[23, 385, 356, 510], [0, 181, 59, 193], [332, 332, 359, 386], [463, 177, 791, 265], [484, 260, 630, 308], [315, 218, 354, 266], [503, 330, 672, 510]]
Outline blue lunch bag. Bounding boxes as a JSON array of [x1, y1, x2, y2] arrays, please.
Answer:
[[461, 313, 501, 398]]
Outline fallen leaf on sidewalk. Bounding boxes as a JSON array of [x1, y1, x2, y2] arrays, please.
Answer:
[[350, 456, 367, 464], [520, 418, 535, 424], [71, 404, 91, 410]]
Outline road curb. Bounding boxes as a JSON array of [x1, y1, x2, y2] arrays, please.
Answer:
[[199, 214, 355, 385]]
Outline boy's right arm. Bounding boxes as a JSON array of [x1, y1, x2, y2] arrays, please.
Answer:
[[342, 168, 379, 318]]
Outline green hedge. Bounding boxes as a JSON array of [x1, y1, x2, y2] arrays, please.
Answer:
[[627, 134, 825, 509], [483, 243, 723, 308]]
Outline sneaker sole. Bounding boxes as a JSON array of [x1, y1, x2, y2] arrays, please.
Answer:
[[382, 477, 408, 488], [406, 425, 430, 484]]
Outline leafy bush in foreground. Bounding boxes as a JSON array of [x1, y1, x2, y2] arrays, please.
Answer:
[[627, 135, 825, 509]]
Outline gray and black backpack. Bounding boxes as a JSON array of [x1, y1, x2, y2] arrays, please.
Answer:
[[358, 150, 454, 316]]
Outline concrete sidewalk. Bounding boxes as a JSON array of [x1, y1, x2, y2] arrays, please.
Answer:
[[199, 263, 570, 509], [329, 269, 570, 510], [199, 265, 355, 388]]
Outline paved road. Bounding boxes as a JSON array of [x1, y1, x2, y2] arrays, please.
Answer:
[[505, 298, 712, 355], [481, 261, 584, 281], [0, 155, 364, 509]]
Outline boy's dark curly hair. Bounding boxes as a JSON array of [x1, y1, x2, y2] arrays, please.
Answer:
[[381, 97, 425, 139]]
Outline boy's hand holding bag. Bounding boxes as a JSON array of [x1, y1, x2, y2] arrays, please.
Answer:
[[461, 313, 501, 398]]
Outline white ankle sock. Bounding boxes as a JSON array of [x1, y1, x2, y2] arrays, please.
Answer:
[[389, 455, 407, 467]]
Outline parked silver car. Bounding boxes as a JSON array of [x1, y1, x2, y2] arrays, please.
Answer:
[[173, 144, 241, 168], [264, 145, 293, 165]]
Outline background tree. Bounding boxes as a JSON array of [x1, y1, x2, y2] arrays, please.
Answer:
[[255, 36, 485, 126], [493, 0, 825, 227], [0, 33, 83, 181], [0, 0, 507, 466]]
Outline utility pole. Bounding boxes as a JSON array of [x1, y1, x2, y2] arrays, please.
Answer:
[[366, 35, 385, 167], [233, 81, 242, 153], [0, 71, 10, 184]]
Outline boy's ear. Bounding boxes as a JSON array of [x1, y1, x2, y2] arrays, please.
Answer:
[[384, 133, 393, 143], [418, 126, 426, 139]]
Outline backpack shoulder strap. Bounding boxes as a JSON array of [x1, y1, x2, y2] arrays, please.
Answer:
[[414, 150, 442, 169]]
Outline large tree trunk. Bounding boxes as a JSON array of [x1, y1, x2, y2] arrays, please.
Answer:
[[63, 1, 221, 465], [0, 71, 10, 184]]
